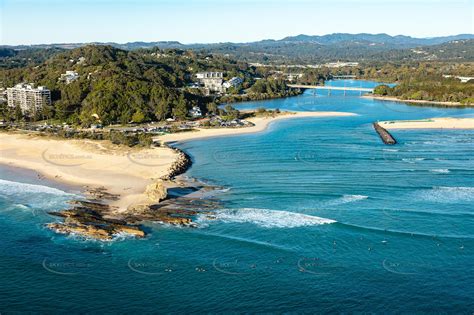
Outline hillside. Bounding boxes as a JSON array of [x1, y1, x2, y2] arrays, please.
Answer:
[[0, 46, 211, 125], [2, 33, 473, 64], [0, 45, 298, 125]]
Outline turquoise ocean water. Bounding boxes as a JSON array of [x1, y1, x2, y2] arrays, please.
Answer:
[[1, 81, 473, 313]]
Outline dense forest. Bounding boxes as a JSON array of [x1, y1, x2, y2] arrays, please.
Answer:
[[373, 78, 474, 104], [363, 62, 474, 104]]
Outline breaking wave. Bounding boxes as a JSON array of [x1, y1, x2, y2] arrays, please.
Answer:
[[417, 186, 474, 203], [0, 179, 72, 196], [324, 194, 369, 206], [429, 169, 450, 174], [198, 208, 336, 228], [402, 158, 426, 164]]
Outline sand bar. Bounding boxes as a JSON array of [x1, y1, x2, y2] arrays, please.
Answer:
[[363, 95, 472, 107], [379, 117, 474, 130]]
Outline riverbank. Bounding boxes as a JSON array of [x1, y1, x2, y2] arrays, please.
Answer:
[[363, 95, 473, 107], [156, 111, 356, 143], [379, 117, 474, 129]]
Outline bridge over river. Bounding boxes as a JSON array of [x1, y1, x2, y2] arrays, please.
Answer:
[[288, 84, 374, 95]]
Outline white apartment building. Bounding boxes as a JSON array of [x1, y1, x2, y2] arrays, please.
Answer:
[[7, 83, 51, 114], [196, 72, 225, 93]]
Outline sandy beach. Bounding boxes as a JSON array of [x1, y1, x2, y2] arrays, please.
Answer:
[[156, 111, 356, 143], [0, 132, 179, 210], [379, 117, 474, 129], [363, 95, 472, 107]]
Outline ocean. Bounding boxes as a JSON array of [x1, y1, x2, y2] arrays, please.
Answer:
[[1, 81, 473, 313]]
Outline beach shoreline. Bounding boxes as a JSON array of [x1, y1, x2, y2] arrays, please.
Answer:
[[379, 117, 474, 130], [0, 111, 356, 213], [156, 111, 356, 143], [363, 95, 473, 107]]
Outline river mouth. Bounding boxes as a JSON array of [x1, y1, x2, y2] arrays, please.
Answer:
[[1, 80, 474, 312]]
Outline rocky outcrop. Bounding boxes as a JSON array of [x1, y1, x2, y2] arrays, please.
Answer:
[[47, 208, 145, 240], [46, 166, 224, 241], [161, 146, 192, 181], [145, 181, 167, 203]]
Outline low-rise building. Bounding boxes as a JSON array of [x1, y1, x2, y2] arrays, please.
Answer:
[[60, 71, 80, 84], [6, 83, 51, 114], [223, 77, 243, 89], [442, 75, 474, 83], [189, 106, 202, 118], [286, 73, 303, 82]]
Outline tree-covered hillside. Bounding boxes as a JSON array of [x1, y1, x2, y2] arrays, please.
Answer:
[[1, 45, 206, 125], [368, 63, 474, 104], [0, 45, 299, 125]]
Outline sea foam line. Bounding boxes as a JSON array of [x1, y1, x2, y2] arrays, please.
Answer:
[[0, 179, 72, 196], [198, 208, 336, 228]]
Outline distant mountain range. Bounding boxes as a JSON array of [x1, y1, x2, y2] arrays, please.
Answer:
[[279, 33, 474, 46], [2, 33, 474, 63]]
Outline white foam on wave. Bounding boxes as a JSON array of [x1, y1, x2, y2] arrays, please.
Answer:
[[417, 186, 474, 203], [0, 179, 72, 196], [341, 194, 368, 202], [198, 208, 336, 228], [429, 169, 450, 174], [325, 194, 368, 206], [402, 158, 426, 164], [14, 203, 31, 210]]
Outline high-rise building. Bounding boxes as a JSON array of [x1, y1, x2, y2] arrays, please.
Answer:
[[6, 83, 51, 114]]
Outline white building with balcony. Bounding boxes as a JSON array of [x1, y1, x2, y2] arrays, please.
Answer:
[[196, 72, 225, 93], [60, 70, 80, 84], [7, 83, 51, 114]]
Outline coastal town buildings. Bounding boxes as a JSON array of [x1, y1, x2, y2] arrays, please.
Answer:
[[6, 83, 51, 114]]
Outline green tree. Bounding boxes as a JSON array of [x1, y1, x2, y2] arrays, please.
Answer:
[[132, 109, 146, 123], [172, 94, 188, 120]]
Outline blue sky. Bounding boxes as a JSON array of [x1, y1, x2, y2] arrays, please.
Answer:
[[1, 0, 473, 45]]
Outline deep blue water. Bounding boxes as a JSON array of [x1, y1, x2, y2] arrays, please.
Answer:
[[1, 81, 474, 313]]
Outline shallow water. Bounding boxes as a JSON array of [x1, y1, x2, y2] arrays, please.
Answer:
[[1, 81, 474, 313]]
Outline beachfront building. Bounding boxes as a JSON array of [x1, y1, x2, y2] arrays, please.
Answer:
[[60, 70, 80, 84], [196, 72, 225, 94], [223, 77, 243, 89], [6, 83, 51, 114]]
